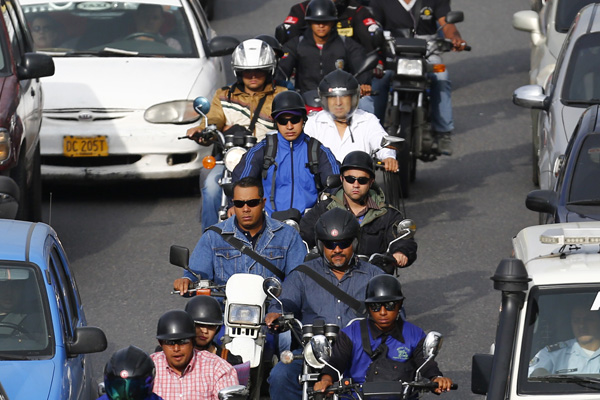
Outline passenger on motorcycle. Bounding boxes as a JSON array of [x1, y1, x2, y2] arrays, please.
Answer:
[[231, 91, 340, 216], [303, 70, 398, 171], [265, 208, 383, 400], [314, 275, 454, 394], [151, 310, 239, 400], [185, 296, 243, 365], [300, 151, 417, 272], [368, 0, 469, 156], [276, 0, 372, 97], [186, 38, 287, 228], [173, 177, 306, 293], [100, 346, 163, 400]]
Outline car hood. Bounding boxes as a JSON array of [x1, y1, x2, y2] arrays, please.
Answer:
[[560, 105, 586, 142], [0, 359, 54, 398], [42, 58, 207, 110]]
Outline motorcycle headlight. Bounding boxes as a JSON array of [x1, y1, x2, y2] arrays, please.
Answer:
[[303, 338, 326, 369], [144, 100, 200, 124], [228, 304, 261, 325], [396, 59, 424, 77], [223, 147, 247, 172]]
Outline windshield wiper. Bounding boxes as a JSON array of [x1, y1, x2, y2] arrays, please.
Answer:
[[531, 374, 600, 388], [567, 198, 600, 205], [0, 354, 30, 360], [563, 99, 600, 105], [63, 47, 139, 57]]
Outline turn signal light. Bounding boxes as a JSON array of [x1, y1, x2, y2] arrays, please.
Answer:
[[195, 288, 212, 296], [432, 64, 446, 73], [202, 155, 216, 169]]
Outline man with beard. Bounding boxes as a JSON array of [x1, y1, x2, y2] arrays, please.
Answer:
[[264, 208, 383, 400]]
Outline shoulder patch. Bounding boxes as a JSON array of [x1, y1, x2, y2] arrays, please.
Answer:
[[284, 15, 299, 24], [546, 342, 567, 352], [529, 356, 539, 367], [363, 17, 377, 26]]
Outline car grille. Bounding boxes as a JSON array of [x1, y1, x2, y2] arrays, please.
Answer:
[[42, 153, 197, 167], [44, 109, 132, 122]]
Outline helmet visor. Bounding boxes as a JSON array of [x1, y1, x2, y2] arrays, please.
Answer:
[[321, 93, 358, 121], [105, 377, 153, 400]]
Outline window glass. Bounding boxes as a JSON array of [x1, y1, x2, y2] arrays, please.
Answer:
[[562, 33, 600, 102], [568, 134, 600, 202]]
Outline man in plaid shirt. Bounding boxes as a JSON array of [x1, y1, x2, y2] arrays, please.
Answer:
[[151, 310, 239, 400]]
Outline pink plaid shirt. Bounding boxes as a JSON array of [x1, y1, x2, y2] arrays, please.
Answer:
[[151, 349, 239, 400]]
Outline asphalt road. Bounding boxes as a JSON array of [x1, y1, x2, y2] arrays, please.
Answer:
[[41, 0, 539, 398]]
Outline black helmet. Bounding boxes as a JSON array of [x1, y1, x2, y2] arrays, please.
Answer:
[[104, 346, 155, 400], [340, 151, 375, 178], [271, 91, 307, 119], [156, 309, 196, 340], [315, 208, 360, 254], [185, 296, 223, 326], [305, 0, 338, 22], [364, 275, 405, 303], [255, 34, 284, 58], [318, 69, 360, 122]]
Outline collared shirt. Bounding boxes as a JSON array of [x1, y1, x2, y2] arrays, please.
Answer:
[[150, 349, 239, 400], [342, 194, 380, 223], [268, 257, 383, 327], [529, 339, 600, 376], [234, 217, 267, 248], [304, 109, 395, 162]]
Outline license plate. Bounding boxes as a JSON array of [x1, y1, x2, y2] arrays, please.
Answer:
[[63, 136, 108, 157]]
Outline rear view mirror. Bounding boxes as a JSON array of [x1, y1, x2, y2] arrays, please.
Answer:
[[208, 36, 240, 57]]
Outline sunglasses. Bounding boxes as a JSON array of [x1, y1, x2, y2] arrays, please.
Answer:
[[322, 239, 353, 250], [368, 301, 400, 312], [232, 198, 262, 208], [343, 175, 371, 185], [162, 338, 191, 346], [275, 115, 303, 125]]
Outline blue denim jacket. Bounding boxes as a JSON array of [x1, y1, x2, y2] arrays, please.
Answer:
[[268, 257, 383, 328], [185, 215, 307, 285]]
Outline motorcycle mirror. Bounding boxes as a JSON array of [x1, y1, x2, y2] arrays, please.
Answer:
[[263, 277, 283, 298], [306, 334, 331, 369], [423, 331, 443, 358], [170, 245, 190, 269], [353, 52, 379, 78], [193, 97, 211, 116], [326, 174, 342, 189], [302, 90, 321, 108], [398, 219, 416, 235], [380, 135, 405, 149], [208, 36, 240, 57], [444, 11, 464, 25], [218, 385, 249, 400]]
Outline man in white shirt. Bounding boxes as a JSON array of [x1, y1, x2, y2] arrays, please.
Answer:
[[304, 69, 398, 172]]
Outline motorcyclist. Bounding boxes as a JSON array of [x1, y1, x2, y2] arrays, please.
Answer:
[[151, 310, 239, 400], [368, 0, 469, 156], [264, 208, 383, 400], [99, 345, 163, 400], [300, 151, 417, 272], [186, 38, 287, 228], [231, 91, 340, 216], [303, 70, 397, 171], [276, 0, 372, 97], [184, 295, 243, 365], [314, 275, 454, 394]]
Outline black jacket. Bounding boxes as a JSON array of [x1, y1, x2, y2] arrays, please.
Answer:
[[299, 187, 417, 267], [278, 28, 372, 93]]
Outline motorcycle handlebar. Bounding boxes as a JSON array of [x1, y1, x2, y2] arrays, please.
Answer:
[[307, 380, 457, 399]]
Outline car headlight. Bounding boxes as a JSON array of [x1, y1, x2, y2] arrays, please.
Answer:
[[0, 129, 11, 163], [396, 59, 423, 77], [144, 100, 200, 124], [228, 304, 261, 325], [223, 147, 247, 172]]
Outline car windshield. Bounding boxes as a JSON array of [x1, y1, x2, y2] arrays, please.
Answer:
[[518, 287, 600, 394], [0, 265, 53, 359], [568, 134, 600, 203], [22, 0, 197, 57], [556, 0, 598, 33], [562, 33, 600, 103]]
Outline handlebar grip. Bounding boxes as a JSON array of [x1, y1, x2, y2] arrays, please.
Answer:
[[450, 383, 458, 390], [464, 45, 471, 51]]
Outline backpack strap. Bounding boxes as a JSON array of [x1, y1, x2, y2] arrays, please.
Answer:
[[206, 226, 285, 280], [248, 94, 268, 135], [294, 264, 366, 315], [306, 137, 323, 191], [262, 134, 278, 180], [410, 0, 423, 33]]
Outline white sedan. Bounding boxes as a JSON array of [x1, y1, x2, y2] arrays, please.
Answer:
[[21, 0, 237, 181]]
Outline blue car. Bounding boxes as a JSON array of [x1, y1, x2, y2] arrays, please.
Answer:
[[526, 104, 600, 223], [0, 219, 107, 399]]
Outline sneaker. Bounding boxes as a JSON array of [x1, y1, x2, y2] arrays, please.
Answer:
[[437, 133, 453, 156]]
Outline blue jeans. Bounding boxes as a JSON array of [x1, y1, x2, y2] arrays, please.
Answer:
[[200, 164, 224, 228], [368, 64, 454, 133], [268, 349, 303, 400]]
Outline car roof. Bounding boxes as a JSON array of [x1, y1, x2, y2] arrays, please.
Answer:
[[19, 0, 182, 5], [569, 3, 600, 37], [513, 221, 600, 286], [0, 219, 54, 263]]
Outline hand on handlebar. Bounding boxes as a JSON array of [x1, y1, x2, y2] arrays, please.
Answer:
[[393, 251, 408, 267], [360, 84, 372, 97], [313, 375, 334, 393], [173, 277, 193, 296], [432, 377, 454, 394], [382, 157, 399, 172], [451, 37, 469, 52], [265, 312, 283, 331], [186, 126, 214, 145]]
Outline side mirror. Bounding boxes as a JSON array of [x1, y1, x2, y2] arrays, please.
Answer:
[[0, 176, 20, 220], [218, 385, 249, 400], [208, 36, 240, 57], [471, 353, 493, 395], [513, 85, 549, 110], [193, 96, 211, 116], [512, 10, 540, 34], [396, 219, 416, 238], [525, 190, 558, 214], [423, 331, 443, 358], [17, 52, 54, 80], [170, 245, 190, 269], [353, 53, 379, 78], [380, 135, 405, 149], [445, 11, 464, 25], [306, 334, 331, 368], [263, 277, 282, 298], [326, 174, 342, 189], [66, 326, 107, 356]]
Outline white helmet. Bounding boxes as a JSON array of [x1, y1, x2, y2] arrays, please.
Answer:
[[231, 39, 277, 77]]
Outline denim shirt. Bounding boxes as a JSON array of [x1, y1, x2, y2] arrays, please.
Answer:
[[185, 215, 307, 285], [268, 257, 383, 327]]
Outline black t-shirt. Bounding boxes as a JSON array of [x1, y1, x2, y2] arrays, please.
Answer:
[[369, 0, 451, 35]]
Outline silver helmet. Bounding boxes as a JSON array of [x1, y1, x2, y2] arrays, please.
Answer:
[[231, 39, 277, 77]]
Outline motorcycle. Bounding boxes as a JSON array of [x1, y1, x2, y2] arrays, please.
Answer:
[[305, 330, 458, 400], [382, 11, 470, 198], [179, 96, 257, 221], [169, 245, 282, 400]]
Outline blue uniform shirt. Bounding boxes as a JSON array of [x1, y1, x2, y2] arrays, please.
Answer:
[[529, 339, 600, 375]]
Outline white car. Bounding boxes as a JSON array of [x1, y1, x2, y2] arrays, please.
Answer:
[[21, 0, 237, 181], [472, 222, 600, 399]]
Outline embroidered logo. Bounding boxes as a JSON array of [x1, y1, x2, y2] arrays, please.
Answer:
[[120, 370, 129, 379], [284, 16, 298, 24], [393, 346, 410, 361], [420, 7, 433, 20], [330, 229, 339, 237]]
